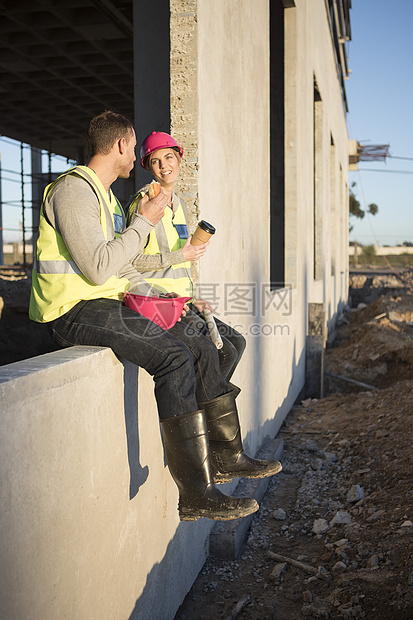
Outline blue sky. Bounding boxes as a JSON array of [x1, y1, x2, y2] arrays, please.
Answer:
[[1, 1, 412, 245], [346, 0, 413, 245]]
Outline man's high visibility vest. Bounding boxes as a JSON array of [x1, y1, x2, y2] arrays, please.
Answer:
[[128, 191, 194, 298], [29, 165, 130, 323]]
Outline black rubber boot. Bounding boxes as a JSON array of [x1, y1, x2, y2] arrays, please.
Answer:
[[160, 410, 259, 521], [199, 392, 282, 483], [228, 382, 241, 399]]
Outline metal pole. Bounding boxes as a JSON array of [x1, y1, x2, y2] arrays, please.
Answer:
[[0, 152, 3, 265], [20, 143, 27, 268], [31, 147, 43, 261]]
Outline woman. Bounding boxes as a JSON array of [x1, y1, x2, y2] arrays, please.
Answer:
[[127, 131, 282, 487], [127, 131, 246, 383]]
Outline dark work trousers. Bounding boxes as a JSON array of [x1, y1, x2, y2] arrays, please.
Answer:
[[48, 298, 229, 420], [180, 306, 246, 382]]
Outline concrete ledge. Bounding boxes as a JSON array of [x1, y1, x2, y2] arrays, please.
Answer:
[[0, 346, 213, 620], [0, 345, 108, 384], [209, 437, 284, 559]]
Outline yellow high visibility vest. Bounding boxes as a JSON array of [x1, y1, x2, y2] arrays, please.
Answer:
[[29, 166, 130, 323], [128, 190, 193, 298]]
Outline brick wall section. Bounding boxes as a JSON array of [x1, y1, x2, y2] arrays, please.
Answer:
[[170, 0, 200, 286]]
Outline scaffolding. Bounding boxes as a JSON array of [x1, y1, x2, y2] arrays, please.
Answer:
[[0, 136, 76, 268], [357, 143, 390, 162]]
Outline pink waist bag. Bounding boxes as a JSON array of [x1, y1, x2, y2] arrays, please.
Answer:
[[124, 293, 191, 330]]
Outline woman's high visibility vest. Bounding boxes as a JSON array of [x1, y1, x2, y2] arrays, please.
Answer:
[[128, 190, 194, 298], [29, 165, 130, 323]]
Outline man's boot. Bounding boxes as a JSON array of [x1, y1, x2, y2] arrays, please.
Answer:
[[160, 410, 259, 521], [199, 392, 282, 483]]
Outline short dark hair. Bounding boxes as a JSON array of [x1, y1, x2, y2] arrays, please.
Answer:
[[88, 110, 134, 157]]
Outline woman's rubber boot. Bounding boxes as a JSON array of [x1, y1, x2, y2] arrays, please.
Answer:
[[160, 410, 259, 522], [199, 392, 283, 483], [228, 382, 241, 398]]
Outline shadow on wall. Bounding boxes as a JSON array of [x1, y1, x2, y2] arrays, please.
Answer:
[[127, 517, 211, 620], [242, 264, 304, 455], [119, 365, 227, 620], [242, 339, 305, 455], [122, 361, 149, 498], [247, 269, 265, 456]]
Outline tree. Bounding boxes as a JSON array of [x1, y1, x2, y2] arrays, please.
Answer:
[[349, 182, 378, 232]]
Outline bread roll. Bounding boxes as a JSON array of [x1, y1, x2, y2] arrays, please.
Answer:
[[148, 180, 161, 199]]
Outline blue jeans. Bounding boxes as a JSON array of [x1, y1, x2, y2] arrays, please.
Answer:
[[181, 306, 246, 382], [49, 299, 229, 420]]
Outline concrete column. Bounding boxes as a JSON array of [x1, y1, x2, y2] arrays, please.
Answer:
[[170, 0, 200, 283], [305, 302, 326, 398], [31, 147, 42, 258], [132, 0, 171, 191]]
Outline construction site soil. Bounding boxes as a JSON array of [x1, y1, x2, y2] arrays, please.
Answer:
[[175, 271, 413, 620], [1, 267, 413, 619]]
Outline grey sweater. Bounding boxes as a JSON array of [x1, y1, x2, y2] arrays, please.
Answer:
[[43, 174, 155, 294]]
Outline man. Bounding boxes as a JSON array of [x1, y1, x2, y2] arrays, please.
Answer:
[[29, 111, 280, 521]]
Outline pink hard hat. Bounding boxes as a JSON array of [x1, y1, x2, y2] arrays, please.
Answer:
[[140, 131, 184, 169], [124, 293, 191, 330]]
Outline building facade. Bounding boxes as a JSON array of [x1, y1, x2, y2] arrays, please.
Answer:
[[0, 1, 351, 618]]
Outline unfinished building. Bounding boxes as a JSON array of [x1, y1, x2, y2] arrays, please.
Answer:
[[0, 1, 351, 617]]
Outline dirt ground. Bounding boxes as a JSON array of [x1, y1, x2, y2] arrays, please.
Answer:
[[175, 281, 413, 619], [0, 268, 59, 366]]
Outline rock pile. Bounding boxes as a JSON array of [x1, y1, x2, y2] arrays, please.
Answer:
[[349, 267, 413, 307]]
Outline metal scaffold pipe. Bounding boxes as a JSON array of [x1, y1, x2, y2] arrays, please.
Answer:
[[20, 143, 27, 268]]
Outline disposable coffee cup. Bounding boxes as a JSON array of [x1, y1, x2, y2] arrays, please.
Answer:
[[191, 220, 216, 246]]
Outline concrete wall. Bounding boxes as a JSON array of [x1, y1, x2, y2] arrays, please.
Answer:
[[194, 0, 301, 453], [173, 0, 350, 450], [0, 348, 214, 620], [349, 245, 413, 256]]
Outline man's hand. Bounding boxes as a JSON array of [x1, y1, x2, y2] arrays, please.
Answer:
[[139, 191, 167, 225], [181, 236, 210, 261], [193, 298, 214, 315]]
